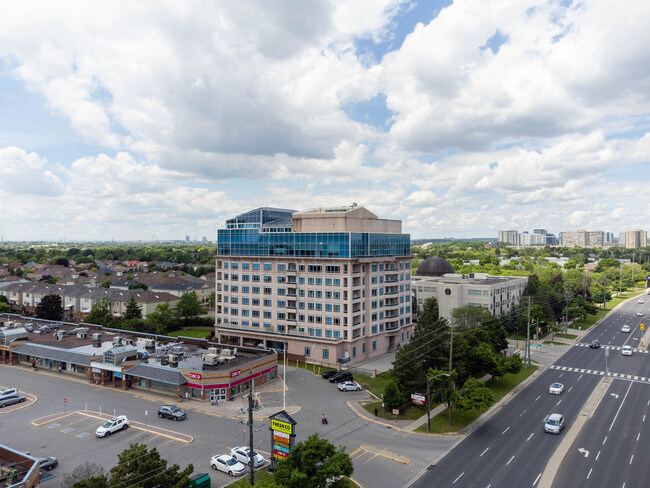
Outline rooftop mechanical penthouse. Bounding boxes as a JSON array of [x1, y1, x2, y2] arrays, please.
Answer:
[[215, 205, 413, 366]]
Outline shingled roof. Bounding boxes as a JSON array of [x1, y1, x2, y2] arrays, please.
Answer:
[[124, 363, 188, 385], [12, 343, 96, 366]]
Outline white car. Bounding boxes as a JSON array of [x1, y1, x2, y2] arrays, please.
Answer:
[[637, 311, 644, 316], [210, 454, 245, 476], [622, 345, 633, 356], [230, 446, 265, 468], [549, 383, 564, 395], [544, 413, 565, 434], [95, 415, 129, 437], [621, 325, 631, 333], [638, 299, 645, 304], [338, 380, 362, 392]]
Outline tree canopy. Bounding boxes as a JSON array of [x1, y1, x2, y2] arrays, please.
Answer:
[[273, 434, 354, 488], [36, 294, 64, 321]]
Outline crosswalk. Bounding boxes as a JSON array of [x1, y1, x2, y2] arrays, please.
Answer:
[[548, 364, 650, 383], [575, 343, 650, 353]]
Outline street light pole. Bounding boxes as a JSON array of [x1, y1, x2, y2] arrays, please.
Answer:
[[425, 372, 450, 432]]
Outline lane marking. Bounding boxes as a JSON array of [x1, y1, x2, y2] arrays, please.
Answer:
[[526, 432, 534, 442], [629, 455, 634, 465], [595, 450, 600, 461], [579, 374, 584, 380], [568, 387, 573, 392], [609, 382, 634, 432], [502, 427, 510, 435], [637, 433, 640, 441], [506, 455, 515, 466], [603, 436, 607, 445], [453, 472, 464, 484], [480, 447, 489, 457], [587, 468, 592, 480], [556, 400, 562, 406], [533, 473, 541, 486], [535, 395, 541, 402], [520, 410, 527, 417]]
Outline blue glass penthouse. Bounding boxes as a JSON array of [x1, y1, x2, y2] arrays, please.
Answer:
[[218, 207, 410, 258]]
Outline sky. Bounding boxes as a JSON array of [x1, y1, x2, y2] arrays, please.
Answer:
[[1, 0, 649, 242]]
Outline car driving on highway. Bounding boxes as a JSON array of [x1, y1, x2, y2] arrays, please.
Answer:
[[548, 383, 564, 395], [589, 340, 601, 349], [622, 345, 633, 356], [621, 325, 631, 333], [544, 413, 565, 434]]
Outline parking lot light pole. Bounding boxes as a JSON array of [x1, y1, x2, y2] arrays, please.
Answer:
[[426, 373, 450, 432]]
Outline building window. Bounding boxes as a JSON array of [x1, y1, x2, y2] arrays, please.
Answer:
[[362, 343, 365, 353], [305, 347, 311, 357], [322, 349, 329, 359], [352, 346, 356, 357], [252, 263, 260, 270], [264, 263, 272, 270], [372, 340, 376, 351]]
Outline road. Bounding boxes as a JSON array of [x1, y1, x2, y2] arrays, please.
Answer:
[[408, 294, 650, 488]]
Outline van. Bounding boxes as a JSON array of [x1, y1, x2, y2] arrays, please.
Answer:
[[0, 388, 18, 398]]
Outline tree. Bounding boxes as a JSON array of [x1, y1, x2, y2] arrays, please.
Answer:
[[208, 291, 216, 310], [85, 297, 113, 326], [273, 434, 353, 488], [128, 282, 148, 290], [36, 294, 63, 321], [429, 368, 459, 424], [0, 302, 13, 313], [146, 303, 176, 335], [383, 379, 405, 411], [101, 279, 112, 288], [451, 304, 493, 330], [458, 378, 494, 411], [80, 443, 192, 488], [124, 295, 142, 320], [175, 291, 204, 322], [61, 461, 107, 488]]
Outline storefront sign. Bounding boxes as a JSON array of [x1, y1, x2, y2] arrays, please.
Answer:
[[92, 368, 101, 373], [230, 369, 241, 378], [271, 419, 293, 435], [114, 372, 122, 378], [189, 372, 202, 380]]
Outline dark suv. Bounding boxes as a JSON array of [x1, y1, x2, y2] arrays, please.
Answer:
[[329, 371, 353, 383], [321, 370, 338, 379], [589, 340, 601, 349], [158, 405, 187, 421]]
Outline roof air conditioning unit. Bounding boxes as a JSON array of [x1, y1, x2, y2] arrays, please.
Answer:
[[168, 353, 179, 366], [92, 333, 102, 342], [77, 332, 87, 339], [207, 347, 219, 355], [144, 339, 156, 348], [113, 336, 122, 346]]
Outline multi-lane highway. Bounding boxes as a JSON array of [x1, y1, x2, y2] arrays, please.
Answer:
[[407, 293, 650, 488]]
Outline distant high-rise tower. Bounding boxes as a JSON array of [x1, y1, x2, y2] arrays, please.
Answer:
[[498, 230, 519, 245], [623, 229, 647, 249]]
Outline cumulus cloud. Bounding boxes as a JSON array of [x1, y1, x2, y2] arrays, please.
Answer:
[[0, 0, 648, 240]]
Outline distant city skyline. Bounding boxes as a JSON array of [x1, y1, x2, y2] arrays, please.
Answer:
[[1, 1, 649, 241]]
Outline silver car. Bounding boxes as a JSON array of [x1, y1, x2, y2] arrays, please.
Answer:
[[0, 394, 26, 408], [544, 413, 565, 434]]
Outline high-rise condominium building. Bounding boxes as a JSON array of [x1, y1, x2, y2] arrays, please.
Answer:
[[623, 229, 648, 249], [498, 230, 519, 245], [215, 205, 413, 366], [560, 229, 604, 247]]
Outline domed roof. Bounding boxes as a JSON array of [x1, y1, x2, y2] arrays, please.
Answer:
[[416, 257, 454, 276]]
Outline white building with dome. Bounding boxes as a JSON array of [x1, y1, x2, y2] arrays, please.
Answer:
[[412, 257, 528, 321]]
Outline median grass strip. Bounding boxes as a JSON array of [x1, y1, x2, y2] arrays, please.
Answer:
[[415, 364, 538, 434], [361, 401, 429, 421]]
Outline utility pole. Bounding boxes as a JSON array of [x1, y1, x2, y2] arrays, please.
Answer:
[[448, 323, 454, 372], [526, 296, 531, 368], [619, 266, 622, 297], [602, 275, 607, 310], [248, 391, 254, 486]]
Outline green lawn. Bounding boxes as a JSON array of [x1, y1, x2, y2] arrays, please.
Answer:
[[415, 364, 538, 434], [543, 341, 568, 345], [554, 333, 577, 339], [361, 400, 429, 421], [168, 328, 212, 338], [225, 469, 274, 487]]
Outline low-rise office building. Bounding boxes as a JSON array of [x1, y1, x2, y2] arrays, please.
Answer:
[[412, 257, 528, 320]]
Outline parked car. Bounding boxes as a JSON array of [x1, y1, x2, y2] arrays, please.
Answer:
[[621, 325, 631, 333], [230, 446, 265, 468], [0, 394, 26, 408], [210, 454, 245, 476], [38, 457, 58, 471], [158, 405, 186, 421], [0, 388, 18, 398], [95, 415, 129, 437], [321, 370, 338, 380], [589, 340, 601, 349], [544, 413, 565, 434], [548, 383, 564, 395], [622, 345, 633, 356], [329, 371, 353, 383], [338, 381, 362, 392]]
